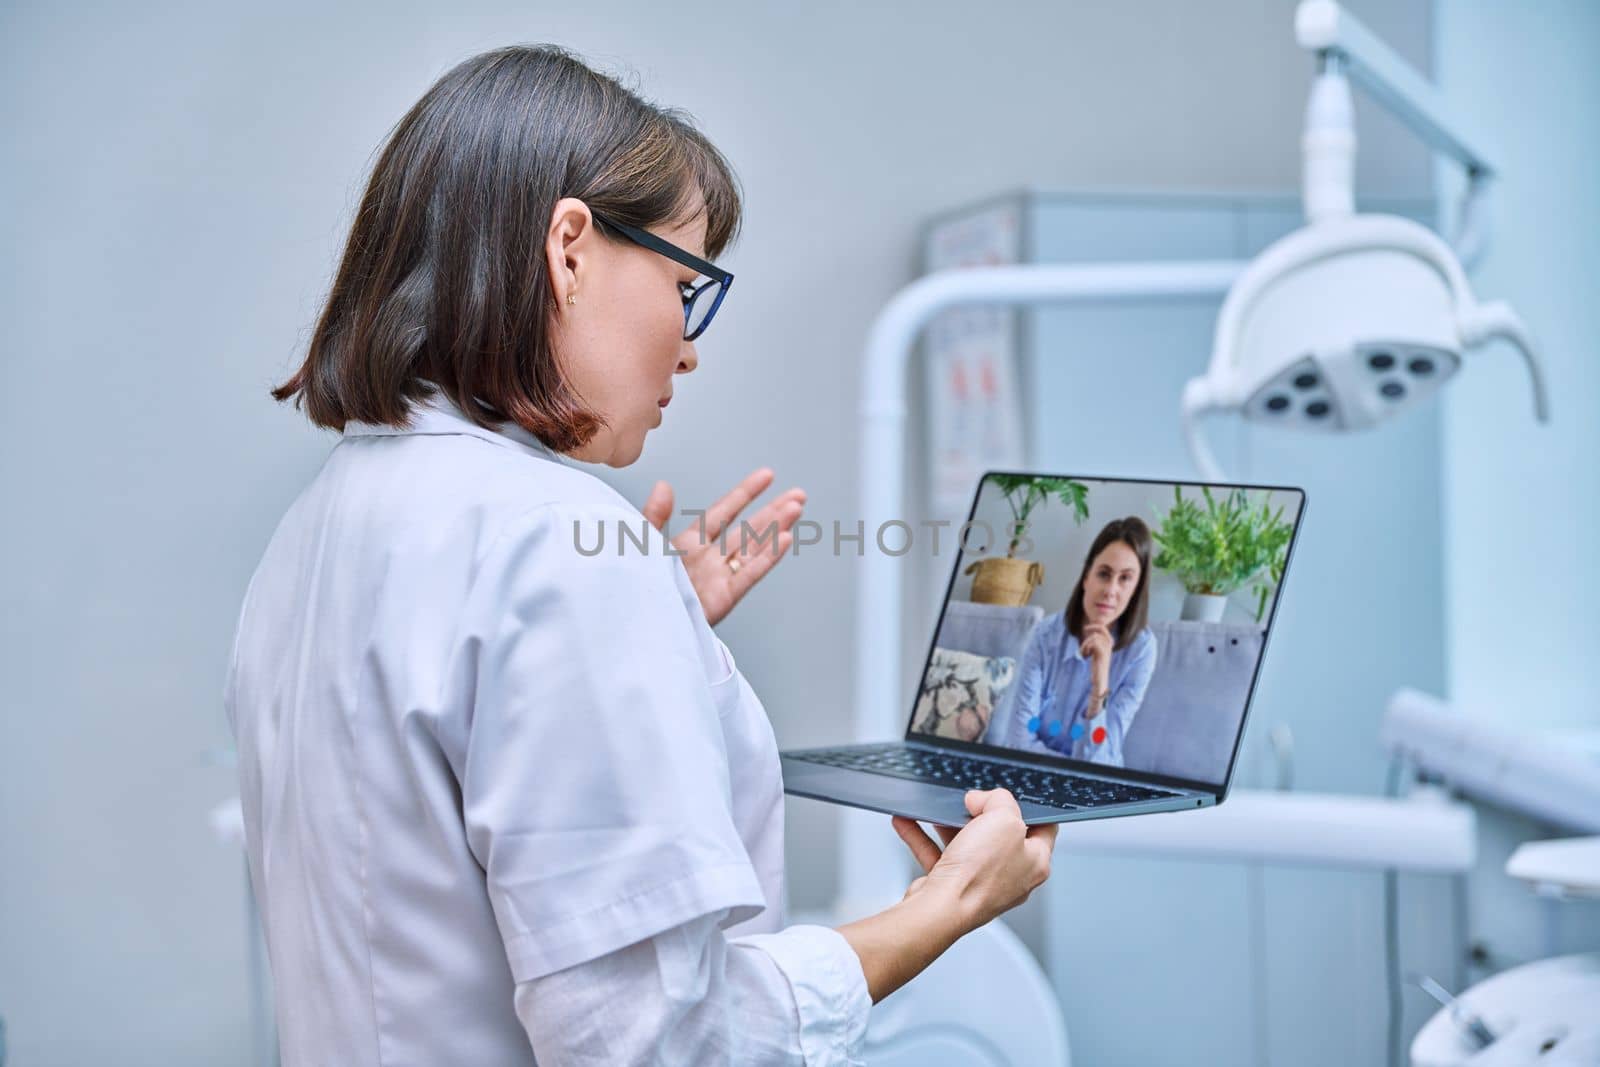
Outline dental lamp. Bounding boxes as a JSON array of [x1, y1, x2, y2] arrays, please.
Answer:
[[1180, 0, 1550, 480]]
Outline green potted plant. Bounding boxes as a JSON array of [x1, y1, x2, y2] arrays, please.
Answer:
[[1251, 550, 1290, 624], [1150, 486, 1293, 622], [965, 475, 1090, 606]]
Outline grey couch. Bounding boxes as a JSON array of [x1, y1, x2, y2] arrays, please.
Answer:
[[931, 599, 1045, 662], [1122, 619, 1264, 783]]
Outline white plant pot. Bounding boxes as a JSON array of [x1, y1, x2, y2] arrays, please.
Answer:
[[1181, 592, 1228, 622]]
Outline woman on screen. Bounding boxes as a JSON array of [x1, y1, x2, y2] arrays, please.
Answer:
[[987, 517, 1158, 766]]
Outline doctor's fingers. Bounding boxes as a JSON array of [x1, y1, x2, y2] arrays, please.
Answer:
[[965, 787, 1023, 821], [724, 527, 795, 592], [891, 816, 944, 874], [725, 493, 805, 555], [641, 480, 675, 532], [698, 467, 778, 543], [1023, 825, 1059, 884]]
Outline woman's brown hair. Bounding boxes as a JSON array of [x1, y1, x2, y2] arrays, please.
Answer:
[[272, 45, 741, 452], [1064, 517, 1153, 651]]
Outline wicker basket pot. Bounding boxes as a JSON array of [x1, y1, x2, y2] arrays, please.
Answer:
[[964, 556, 1044, 607]]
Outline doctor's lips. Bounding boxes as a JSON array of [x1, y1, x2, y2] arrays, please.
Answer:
[[658, 394, 671, 408]]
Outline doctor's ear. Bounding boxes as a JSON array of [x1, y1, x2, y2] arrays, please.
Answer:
[[545, 197, 599, 307]]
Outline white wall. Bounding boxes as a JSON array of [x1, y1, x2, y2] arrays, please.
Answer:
[[1434, 0, 1600, 987], [0, 1, 1428, 1062], [1436, 1, 1600, 729]]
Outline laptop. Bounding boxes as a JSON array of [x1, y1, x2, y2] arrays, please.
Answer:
[[781, 471, 1307, 826]]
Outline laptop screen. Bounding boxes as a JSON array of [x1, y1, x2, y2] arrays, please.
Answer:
[[907, 472, 1306, 790]]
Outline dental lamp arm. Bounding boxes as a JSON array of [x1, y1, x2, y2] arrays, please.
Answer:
[[1295, 0, 1498, 178], [1301, 60, 1356, 224], [1460, 300, 1551, 422], [1295, 0, 1499, 264], [1449, 170, 1493, 272], [1179, 380, 1226, 482]]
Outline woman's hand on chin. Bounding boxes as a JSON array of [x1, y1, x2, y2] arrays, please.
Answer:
[[1079, 622, 1113, 710], [640, 467, 806, 627], [1080, 623, 1113, 665]]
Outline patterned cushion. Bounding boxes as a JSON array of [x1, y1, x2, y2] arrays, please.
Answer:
[[911, 647, 1018, 742]]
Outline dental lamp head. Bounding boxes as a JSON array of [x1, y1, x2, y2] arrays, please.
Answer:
[[1180, 212, 1550, 479], [1180, 6, 1550, 481]]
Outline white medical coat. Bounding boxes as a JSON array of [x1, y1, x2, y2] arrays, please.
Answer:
[[224, 391, 868, 1064]]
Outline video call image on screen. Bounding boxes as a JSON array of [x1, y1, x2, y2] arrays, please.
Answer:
[[909, 474, 1305, 786]]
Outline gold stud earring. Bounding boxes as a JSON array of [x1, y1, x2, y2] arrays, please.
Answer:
[[567, 294, 576, 306]]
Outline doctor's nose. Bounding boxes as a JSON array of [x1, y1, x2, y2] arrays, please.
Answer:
[[676, 339, 699, 374]]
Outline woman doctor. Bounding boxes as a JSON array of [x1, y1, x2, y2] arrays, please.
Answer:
[[225, 45, 1056, 1066], [987, 517, 1159, 766]]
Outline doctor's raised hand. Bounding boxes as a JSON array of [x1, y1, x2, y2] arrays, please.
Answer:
[[641, 468, 806, 626]]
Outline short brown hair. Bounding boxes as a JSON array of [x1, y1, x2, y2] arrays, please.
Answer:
[[1064, 517, 1153, 651], [271, 45, 742, 451]]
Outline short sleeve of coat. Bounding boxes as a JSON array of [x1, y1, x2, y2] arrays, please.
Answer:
[[450, 503, 766, 983]]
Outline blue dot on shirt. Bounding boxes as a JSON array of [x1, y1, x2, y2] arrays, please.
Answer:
[[1070, 722, 1085, 741], [1028, 716, 1041, 733]]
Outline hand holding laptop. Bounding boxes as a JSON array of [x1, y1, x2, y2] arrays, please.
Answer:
[[891, 789, 1059, 924], [835, 788, 1058, 1002]]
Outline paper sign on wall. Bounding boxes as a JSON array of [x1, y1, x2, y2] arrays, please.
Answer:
[[923, 204, 1026, 521]]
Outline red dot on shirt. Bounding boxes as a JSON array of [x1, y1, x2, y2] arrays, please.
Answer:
[[1091, 726, 1107, 745]]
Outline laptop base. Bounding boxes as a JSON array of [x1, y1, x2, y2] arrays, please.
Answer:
[[781, 742, 1213, 827]]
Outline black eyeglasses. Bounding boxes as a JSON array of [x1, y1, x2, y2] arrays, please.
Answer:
[[589, 209, 733, 341]]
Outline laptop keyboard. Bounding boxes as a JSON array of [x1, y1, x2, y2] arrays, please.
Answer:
[[790, 744, 1177, 810]]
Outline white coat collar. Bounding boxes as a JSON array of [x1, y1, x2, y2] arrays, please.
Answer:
[[342, 390, 566, 464]]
